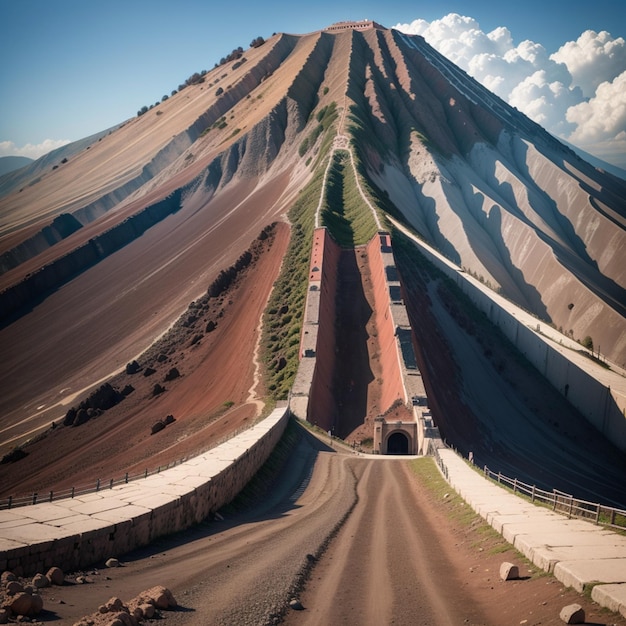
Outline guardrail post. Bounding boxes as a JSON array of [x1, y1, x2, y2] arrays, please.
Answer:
[[125, 473, 129, 483], [8, 496, 12, 509], [49, 491, 53, 502], [71, 486, 75, 498], [109, 479, 114, 489], [144, 468, 148, 478], [32, 493, 37, 505], [96, 478, 100, 492], [513, 478, 517, 494], [595, 506, 601, 525], [552, 490, 557, 510], [568, 496, 573, 518], [531, 485, 535, 502]]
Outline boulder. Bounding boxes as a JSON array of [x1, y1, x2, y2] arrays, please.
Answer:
[[139, 585, 177, 609], [30, 593, 44, 615], [46, 566, 64, 586], [152, 383, 165, 396], [164, 367, 180, 381], [73, 408, 89, 427], [63, 407, 76, 426], [105, 558, 120, 569], [9, 591, 42, 616], [0, 608, 8, 624], [5, 580, 23, 595], [163, 414, 176, 426], [0, 571, 16, 585], [151, 421, 166, 435], [102, 597, 125, 612], [32, 573, 49, 588], [499, 562, 519, 581], [125, 360, 140, 374], [560, 604, 585, 624]]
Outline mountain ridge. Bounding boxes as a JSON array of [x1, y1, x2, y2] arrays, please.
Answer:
[[0, 23, 624, 392]]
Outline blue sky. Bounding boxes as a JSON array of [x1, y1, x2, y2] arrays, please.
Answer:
[[1, 0, 625, 166]]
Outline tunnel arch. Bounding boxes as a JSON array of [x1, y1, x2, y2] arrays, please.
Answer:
[[386, 431, 409, 455]]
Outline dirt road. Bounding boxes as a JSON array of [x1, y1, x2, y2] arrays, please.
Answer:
[[39, 424, 626, 626]]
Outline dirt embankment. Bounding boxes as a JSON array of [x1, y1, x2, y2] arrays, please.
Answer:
[[396, 239, 626, 508], [0, 222, 290, 499]]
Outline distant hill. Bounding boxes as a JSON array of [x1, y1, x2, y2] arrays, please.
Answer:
[[0, 156, 33, 176], [559, 138, 626, 182]]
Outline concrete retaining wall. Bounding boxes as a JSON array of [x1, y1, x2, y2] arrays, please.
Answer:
[[292, 228, 341, 432], [404, 229, 626, 452], [366, 232, 407, 411], [0, 407, 289, 576]]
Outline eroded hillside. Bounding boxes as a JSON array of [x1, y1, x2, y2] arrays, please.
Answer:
[[0, 22, 624, 492]]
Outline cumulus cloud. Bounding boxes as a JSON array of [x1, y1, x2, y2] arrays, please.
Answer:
[[567, 71, 626, 143], [0, 138, 71, 160], [552, 30, 626, 97], [394, 14, 626, 168]]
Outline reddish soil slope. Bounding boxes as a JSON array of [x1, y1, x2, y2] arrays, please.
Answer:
[[0, 222, 290, 498]]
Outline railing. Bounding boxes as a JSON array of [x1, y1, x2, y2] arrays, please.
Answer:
[[482, 465, 626, 532], [0, 420, 256, 511]]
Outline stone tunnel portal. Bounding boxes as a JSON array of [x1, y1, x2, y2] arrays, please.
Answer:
[[386, 431, 410, 455]]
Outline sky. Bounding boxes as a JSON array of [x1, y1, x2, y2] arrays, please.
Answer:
[[1, 0, 625, 168]]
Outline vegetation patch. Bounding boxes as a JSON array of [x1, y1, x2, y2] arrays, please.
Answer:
[[261, 165, 329, 400], [408, 458, 551, 573], [299, 102, 338, 160], [320, 150, 378, 247]]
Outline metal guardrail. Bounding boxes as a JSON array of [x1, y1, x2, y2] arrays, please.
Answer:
[[0, 420, 255, 511], [430, 444, 626, 532], [483, 465, 626, 531]]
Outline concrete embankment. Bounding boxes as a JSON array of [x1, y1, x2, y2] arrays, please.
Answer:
[[0, 407, 289, 576], [293, 228, 341, 433], [366, 232, 408, 411], [392, 218, 626, 453], [292, 227, 433, 454]]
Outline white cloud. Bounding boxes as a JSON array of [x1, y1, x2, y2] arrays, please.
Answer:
[[567, 71, 626, 143], [393, 14, 626, 169], [551, 30, 626, 97], [0, 138, 71, 160]]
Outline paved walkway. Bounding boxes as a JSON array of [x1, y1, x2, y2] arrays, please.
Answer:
[[2, 430, 626, 618], [438, 448, 626, 617]]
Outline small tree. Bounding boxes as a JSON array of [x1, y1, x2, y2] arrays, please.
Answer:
[[582, 335, 594, 351]]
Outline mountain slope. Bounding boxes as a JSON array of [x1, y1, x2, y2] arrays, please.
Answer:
[[0, 156, 34, 177], [0, 22, 624, 484]]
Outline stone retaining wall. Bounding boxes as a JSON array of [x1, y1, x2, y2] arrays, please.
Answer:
[[0, 407, 289, 576]]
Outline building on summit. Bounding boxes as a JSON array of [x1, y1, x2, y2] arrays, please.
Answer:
[[324, 20, 385, 32]]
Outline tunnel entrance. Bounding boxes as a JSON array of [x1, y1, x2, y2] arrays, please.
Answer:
[[386, 432, 409, 455]]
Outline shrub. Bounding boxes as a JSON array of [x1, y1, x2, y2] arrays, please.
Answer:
[[582, 335, 594, 351]]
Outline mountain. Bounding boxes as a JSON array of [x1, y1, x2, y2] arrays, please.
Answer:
[[0, 22, 625, 502], [559, 137, 626, 182], [0, 156, 33, 177]]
